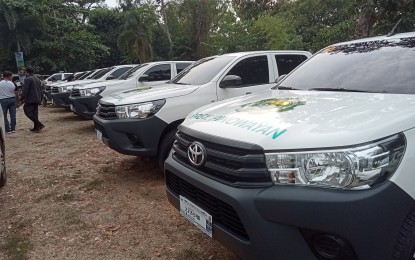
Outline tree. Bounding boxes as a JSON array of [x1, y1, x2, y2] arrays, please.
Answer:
[[117, 5, 159, 63]]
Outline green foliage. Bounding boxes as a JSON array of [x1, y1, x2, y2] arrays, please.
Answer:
[[254, 15, 304, 50], [0, 0, 414, 73], [117, 4, 159, 63]]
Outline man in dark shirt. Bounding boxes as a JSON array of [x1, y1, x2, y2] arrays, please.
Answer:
[[20, 67, 45, 132]]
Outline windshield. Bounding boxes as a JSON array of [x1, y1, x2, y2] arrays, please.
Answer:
[[277, 37, 415, 94], [77, 70, 93, 80], [170, 56, 235, 85], [118, 64, 149, 80], [91, 67, 113, 79]]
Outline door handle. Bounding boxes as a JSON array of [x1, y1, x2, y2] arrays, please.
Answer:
[[246, 92, 252, 95]]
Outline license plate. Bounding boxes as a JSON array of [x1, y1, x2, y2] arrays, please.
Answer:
[[96, 130, 103, 141], [70, 104, 74, 112], [180, 195, 212, 237]]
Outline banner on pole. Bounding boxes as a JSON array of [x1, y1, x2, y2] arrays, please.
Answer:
[[15, 52, 25, 68]]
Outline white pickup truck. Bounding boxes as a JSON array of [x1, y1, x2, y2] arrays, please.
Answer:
[[165, 32, 415, 260], [69, 61, 193, 119], [93, 50, 311, 168]]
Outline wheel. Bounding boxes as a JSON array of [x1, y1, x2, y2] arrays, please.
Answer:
[[393, 206, 415, 259], [0, 139, 6, 187], [157, 129, 177, 170]]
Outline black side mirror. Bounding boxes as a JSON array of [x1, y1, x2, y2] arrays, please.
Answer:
[[138, 74, 149, 82], [219, 75, 242, 88], [106, 75, 116, 80], [275, 74, 287, 83]]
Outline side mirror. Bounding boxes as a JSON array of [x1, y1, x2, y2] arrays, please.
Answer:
[[275, 74, 287, 83], [138, 74, 149, 82], [219, 75, 242, 88], [106, 75, 116, 80]]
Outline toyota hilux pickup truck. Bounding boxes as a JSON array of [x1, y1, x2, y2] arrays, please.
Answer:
[[44, 70, 93, 106], [51, 65, 135, 109], [165, 32, 415, 260], [93, 50, 311, 168], [69, 61, 193, 119]]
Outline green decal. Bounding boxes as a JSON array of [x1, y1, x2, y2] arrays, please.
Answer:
[[240, 98, 305, 112]]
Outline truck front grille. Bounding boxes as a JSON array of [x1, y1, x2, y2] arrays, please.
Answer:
[[172, 131, 271, 186], [71, 88, 80, 97], [166, 170, 249, 241], [97, 103, 117, 119], [51, 86, 59, 93]]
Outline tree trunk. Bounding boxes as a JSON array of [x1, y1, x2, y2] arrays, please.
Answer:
[[160, 0, 173, 51]]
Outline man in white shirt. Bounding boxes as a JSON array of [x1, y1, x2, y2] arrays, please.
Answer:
[[0, 71, 19, 133]]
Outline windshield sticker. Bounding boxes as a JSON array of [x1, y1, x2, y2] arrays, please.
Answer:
[[189, 113, 287, 140], [238, 98, 306, 112]]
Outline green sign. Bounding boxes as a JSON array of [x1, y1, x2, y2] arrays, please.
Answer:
[[15, 52, 24, 68]]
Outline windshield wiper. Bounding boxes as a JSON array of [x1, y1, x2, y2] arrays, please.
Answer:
[[309, 88, 373, 93], [174, 82, 191, 85], [273, 86, 300, 90]]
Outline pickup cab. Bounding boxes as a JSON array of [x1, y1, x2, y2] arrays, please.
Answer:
[[50, 65, 135, 109], [165, 32, 415, 259], [69, 61, 193, 119], [93, 50, 311, 168]]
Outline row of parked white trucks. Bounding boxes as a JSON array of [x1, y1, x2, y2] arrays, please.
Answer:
[[49, 31, 415, 260]]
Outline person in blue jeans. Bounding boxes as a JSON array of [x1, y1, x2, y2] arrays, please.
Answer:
[[0, 71, 19, 133]]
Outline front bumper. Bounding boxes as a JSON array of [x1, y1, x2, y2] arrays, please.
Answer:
[[93, 114, 168, 157], [165, 155, 415, 260], [69, 95, 100, 119], [50, 92, 71, 108]]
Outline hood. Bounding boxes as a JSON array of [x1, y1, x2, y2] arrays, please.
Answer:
[[57, 79, 102, 87], [100, 84, 199, 105], [183, 90, 415, 150], [74, 79, 125, 89]]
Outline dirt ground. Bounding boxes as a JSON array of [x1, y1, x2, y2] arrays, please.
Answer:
[[0, 105, 238, 260]]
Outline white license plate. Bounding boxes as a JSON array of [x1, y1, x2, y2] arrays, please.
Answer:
[[180, 195, 212, 237], [96, 130, 103, 141], [70, 104, 74, 112]]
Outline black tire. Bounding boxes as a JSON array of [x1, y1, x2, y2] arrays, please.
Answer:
[[157, 129, 177, 171], [0, 139, 6, 187], [392, 206, 415, 260]]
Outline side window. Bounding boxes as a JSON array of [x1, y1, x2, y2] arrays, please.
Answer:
[[275, 55, 308, 76], [226, 56, 269, 86], [51, 75, 61, 81], [176, 63, 192, 74], [110, 67, 132, 79], [144, 64, 171, 81]]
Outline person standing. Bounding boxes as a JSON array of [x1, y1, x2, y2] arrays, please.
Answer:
[[20, 67, 45, 132], [0, 71, 19, 133]]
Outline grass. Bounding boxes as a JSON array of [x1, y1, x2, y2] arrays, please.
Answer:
[[0, 235, 32, 260]]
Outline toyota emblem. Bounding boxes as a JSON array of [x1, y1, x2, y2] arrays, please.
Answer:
[[187, 142, 206, 167]]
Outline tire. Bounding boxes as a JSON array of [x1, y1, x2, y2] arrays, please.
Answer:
[[392, 206, 415, 260], [157, 129, 177, 171], [0, 139, 6, 188]]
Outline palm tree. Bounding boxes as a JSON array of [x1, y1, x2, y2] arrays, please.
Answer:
[[117, 7, 156, 63]]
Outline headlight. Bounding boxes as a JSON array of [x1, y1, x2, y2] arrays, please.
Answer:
[[80, 86, 106, 96], [265, 134, 405, 189], [115, 99, 166, 119], [59, 86, 73, 93]]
